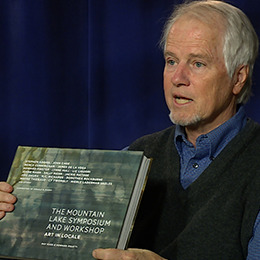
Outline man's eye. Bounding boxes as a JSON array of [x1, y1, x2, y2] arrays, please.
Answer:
[[195, 62, 204, 68], [167, 60, 175, 66]]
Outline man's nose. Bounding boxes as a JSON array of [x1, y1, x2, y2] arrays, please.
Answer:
[[171, 63, 190, 87]]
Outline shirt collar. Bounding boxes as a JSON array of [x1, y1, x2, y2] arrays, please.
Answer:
[[174, 105, 247, 159]]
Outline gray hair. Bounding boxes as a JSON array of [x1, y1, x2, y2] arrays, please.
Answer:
[[160, 0, 259, 104]]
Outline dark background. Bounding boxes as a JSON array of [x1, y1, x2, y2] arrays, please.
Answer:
[[1, 0, 260, 180]]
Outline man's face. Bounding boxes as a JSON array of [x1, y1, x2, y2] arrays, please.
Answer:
[[163, 15, 240, 133]]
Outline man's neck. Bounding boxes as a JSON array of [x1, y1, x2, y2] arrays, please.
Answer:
[[185, 118, 234, 147], [184, 106, 238, 147]]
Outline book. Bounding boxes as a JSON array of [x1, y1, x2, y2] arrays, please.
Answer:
[[0, 146, 151, 260]]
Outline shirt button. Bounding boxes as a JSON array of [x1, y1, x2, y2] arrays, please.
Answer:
[[193, 163, 199, 169]]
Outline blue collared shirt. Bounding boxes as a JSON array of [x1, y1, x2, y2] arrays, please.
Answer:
[[174, 106, 260, 259], [174, 106, 247, 190]]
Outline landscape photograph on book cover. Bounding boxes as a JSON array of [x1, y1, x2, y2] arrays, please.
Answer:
[[0, 146, 150, 260]]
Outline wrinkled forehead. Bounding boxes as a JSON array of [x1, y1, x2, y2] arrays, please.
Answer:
[[168, 12, 226, 46], [165, 14, 227, 62], [173, 6, 228, 29]]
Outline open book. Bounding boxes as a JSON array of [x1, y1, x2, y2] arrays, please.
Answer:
[[0, 146, 151, 260]]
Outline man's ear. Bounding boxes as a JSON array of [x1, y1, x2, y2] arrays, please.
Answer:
[[232, 65, 249, 95]]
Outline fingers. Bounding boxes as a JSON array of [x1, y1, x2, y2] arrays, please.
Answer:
[[0, 202, 15, 212], [92, 248, 125, 259], [0, 182, 14, 193], [92, 248, 138, 260], [92, 248, 167, 260], [0, 182, 16, 202], [0, 191, 16, 203], [0, 182, 17, 220], [0, 198, 16, 220]]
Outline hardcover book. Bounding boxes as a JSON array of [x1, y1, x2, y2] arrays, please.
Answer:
[[0, 146, 151, 260]]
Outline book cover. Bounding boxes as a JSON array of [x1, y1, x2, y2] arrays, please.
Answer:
[[0, 146, 151, 260]]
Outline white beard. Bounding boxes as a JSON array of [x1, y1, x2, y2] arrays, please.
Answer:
[[169, 111, 202, 127]]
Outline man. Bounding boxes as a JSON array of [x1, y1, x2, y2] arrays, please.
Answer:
[[0, 1, 260, 259]]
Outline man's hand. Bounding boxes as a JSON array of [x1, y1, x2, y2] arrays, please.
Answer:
[[0, 182, 17, 219], [92, 248, 167, 260]]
